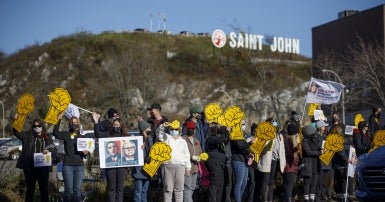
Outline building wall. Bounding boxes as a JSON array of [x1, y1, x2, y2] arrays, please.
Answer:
[[312, 4, 385, 59]]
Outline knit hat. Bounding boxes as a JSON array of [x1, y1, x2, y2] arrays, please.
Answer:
[[138, 121, 150, 132], [287, 123, 299, 135], [185, 121, 196, 129], [107, 108, 119, 118], [189, 105, 203, 114], [303, 125, 316, 136]]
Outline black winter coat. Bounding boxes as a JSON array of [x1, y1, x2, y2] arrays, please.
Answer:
[[13, 128, 56, 171], [300, 134, 321, 177]]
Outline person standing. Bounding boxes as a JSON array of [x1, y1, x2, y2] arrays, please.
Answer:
[[301, 125, 322, 202], [182, 105, 208, 151], [156, 120, 191, 202], [230, 120, 250, 202], [244, 123, 258, 202], [147, 103, 168, 141], [353, 121, 371, 157], [132, 119, 153, 202], [53, 114, 88, 202], [92, 112, 128, 202], [257, 118, 286, 202], [182, 121, 202, 202], [315, 120, 333, 202], [205, 123, 228, 202], [368, 107, 381, 137], [99, 108, 120, 132], [283, 123, 300, 202], [13, 114, 56, 202]]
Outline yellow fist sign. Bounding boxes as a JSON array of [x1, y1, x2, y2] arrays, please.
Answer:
[[44, 88, 71, 124], [369, 130, 385, 153], [222, 106, 244, 140], [142, 142, 172, 177], [13, 93, 35, 132], [204, 103, 223, 123], [319, 133, 345, 166], [250, 122, 276, 163]]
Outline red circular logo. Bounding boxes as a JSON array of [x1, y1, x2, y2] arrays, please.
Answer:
[[211, 29, 226, 48]]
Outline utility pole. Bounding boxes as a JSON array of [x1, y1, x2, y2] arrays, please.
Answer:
[[0, 101, 4, 138]]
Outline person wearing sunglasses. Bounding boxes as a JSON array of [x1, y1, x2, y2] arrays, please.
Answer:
[[13, 113, 57, 202]]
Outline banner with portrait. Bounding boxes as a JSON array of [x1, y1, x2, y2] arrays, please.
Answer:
[[98, 136, 144, 168], [305, 77, 345, 105]]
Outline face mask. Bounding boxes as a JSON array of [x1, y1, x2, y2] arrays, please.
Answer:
[[70, 123, 79, 130], [293, 115, 300, 122], [113, 127, 121, 133], [272, 121, 278, 127], [194, 113, 202, 120], [34, 127, 42, 134], [170, 130, 179, 136], [241, 124, 247, 131], [187, 129, 195, 136]]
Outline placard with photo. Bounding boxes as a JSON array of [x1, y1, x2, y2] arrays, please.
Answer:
[[34, 152, 52, 167], [98, 136, 144, 168], [77, 138, 95, 153]]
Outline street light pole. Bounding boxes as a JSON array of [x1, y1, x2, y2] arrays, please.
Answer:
[[214, 89, 233, 105], [0, 101, 4, 138], [321, 69, 345, 125]]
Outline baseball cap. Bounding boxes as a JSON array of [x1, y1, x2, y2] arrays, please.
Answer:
[[316, 120, 329, 128]]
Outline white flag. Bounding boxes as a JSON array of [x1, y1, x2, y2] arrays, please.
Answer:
[[64, 103, 80, 119], [306, 77, 345, 105]]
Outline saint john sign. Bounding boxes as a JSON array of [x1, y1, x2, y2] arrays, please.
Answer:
[[211, 29, 300, 54]]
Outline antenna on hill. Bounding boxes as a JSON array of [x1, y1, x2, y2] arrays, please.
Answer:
[[149, 12, 153, 32], [162, 13, 167, 32], [157, 12, 161, 31]]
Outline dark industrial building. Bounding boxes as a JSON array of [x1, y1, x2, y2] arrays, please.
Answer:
[[312, 4, 385, 59], [311, 4, 385, 124]]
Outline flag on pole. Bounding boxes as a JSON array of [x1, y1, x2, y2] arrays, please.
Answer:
[[305, 77, 345, 105], [64, 103, 80, 119]]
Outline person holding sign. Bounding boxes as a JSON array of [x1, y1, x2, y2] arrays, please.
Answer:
[[92, 112, 128, 202], [53, 114, 89, 202], [13, 114, 56, 202], [156, 120, 191, 202]]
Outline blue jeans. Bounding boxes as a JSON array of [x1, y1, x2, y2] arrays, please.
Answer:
[[134, 179, 149, 202], [232, 160, 248, 202], [62, 165, 84, 202]]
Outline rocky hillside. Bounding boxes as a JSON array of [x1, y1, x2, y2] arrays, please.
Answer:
[[0, 31, 311, 134]]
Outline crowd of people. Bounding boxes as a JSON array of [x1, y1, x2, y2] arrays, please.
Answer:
[[12, 103, 382, 202]]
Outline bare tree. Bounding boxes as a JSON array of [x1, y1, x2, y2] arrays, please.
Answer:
[[344, 38, 385, 107], [314, 38, 385, 111], [104, 44, 168, 123]]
